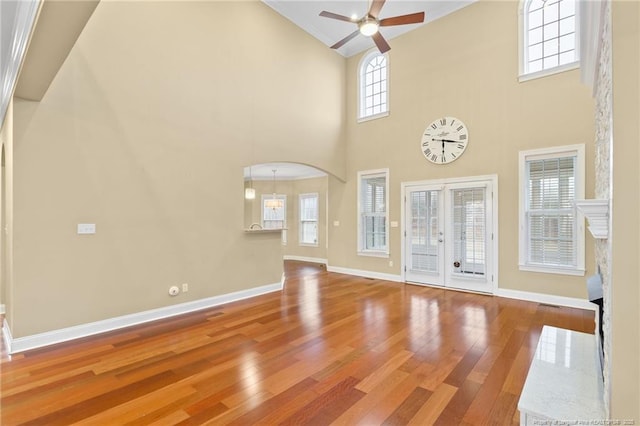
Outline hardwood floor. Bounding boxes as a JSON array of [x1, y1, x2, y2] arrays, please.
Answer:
[[0, 261, 594, 425]]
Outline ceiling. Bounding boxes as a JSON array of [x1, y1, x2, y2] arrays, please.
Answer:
[[263, 0, 477, 57]]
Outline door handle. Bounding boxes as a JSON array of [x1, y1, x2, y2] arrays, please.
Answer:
[[438, 239, 444, 243]]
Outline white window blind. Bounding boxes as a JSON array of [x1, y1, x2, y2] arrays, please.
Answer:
[[299, 193, 318, 245], [519, 144, 585, 275], [526, 156, 576, 266], [358, 170, 388, 255]]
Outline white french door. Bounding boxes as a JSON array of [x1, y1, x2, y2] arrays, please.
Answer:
[[403, 177, 496, 294]]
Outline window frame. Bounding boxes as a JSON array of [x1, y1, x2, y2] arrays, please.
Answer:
[[518, 0, 580, 82], [518, 144, 585, 276], [357, 50, 389, 122], [357, 168, 389, 257], [261, 194, 287, 230], [299, 192, 319, 247]]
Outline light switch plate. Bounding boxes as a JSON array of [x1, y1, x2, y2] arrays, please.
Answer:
[[390, 221, 398, 228], [77, 223, 96, 234]]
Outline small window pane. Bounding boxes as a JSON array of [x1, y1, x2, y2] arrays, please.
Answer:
[[529, 9, 543, 28], [559, 51, 575, 65], [528, 28, 543, 46], [559, 33, 575, 52], [544, 38, 559, 56], [529, 59, 543, 73], [543, 2, 559, 23], [559, 0, 575, 18], [543, 55, 559, 69], [529, 0, 545, 12], [559, 17, 575, 36], [543, 22, 559, 39], [529, 44, 543, 61]]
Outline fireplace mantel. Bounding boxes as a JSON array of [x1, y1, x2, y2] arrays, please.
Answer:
[[575, 199, 609, 239]]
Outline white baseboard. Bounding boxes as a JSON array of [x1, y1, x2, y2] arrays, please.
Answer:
[[5, 280, 283, 354], [326, 265, 403, 283], [496, 288, 596, 311], [325, 265, 593, 311], [3, 318, 13, 354], [283, 255, 327, 265]]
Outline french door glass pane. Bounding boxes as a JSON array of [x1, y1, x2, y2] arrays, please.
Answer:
[[452, 188, 486, 277], [410, 191, 439, 273]]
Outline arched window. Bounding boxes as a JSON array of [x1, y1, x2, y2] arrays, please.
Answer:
[[520, 0, 579, 80], [358, 51, 388, 121]]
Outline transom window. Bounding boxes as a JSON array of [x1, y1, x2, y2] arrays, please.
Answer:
[[520, 0, 579, 80], [358, 51, 388, 121]]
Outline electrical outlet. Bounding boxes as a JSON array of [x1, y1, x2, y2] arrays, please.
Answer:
[[182, 283, 189, 293], [389, 260, 393, 267]]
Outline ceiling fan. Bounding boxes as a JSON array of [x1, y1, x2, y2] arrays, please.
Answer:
[[319, 0, 425, 53]]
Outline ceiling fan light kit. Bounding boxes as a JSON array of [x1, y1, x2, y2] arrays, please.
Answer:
[[359, 18, 379, 36], [319, 0, 425, 54]]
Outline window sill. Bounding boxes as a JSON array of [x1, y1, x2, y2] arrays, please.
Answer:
[[244, 228, 287, 233], [519, 264, 585, 277], [518, 62, 579, 83], [357, 111, 389, 123], [358, 250, 389, 258]]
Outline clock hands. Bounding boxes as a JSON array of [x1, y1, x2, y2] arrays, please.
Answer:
[[432, 138, 462, 143]]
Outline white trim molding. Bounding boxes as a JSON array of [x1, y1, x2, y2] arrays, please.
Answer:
[[4, 281, 283, 354], [283, 255, 327, 265], [496, 288, 596, 311], [326, 265, 402, 283], [575, 199, 609, 239]]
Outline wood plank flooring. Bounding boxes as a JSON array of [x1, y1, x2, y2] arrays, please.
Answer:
[[0, 261, 595, 425]]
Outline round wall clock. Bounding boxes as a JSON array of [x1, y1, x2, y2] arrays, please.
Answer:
[[420, 116, 469, 164]]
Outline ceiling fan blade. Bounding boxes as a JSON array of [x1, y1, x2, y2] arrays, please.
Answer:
[[368, 0, 386, 19], [330, 30, 360, 49], [371, 32, 391, 53], [380, 12, 425, 27], [319, 11, 357, 23]]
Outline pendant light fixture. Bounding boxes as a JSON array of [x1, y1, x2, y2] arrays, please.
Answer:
[[244, 166, 255, 200], [264, 169, 283, 210]]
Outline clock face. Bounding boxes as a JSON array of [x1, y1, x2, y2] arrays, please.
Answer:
[[421, 116, 469, 164]]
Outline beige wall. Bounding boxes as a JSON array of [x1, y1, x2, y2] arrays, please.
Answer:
[[328, 0, 596, 299], [611, 0, 640, 419], [9, 1, 346, 337]]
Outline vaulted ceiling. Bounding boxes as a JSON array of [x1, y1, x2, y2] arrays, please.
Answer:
[[263, 0, 476, 57]]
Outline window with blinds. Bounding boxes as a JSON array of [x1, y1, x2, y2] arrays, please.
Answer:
[[358, 169, 389, 256], [519, 145, 585, 275], [262, 195, 286, 229], [299, 193, 318, 246]]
